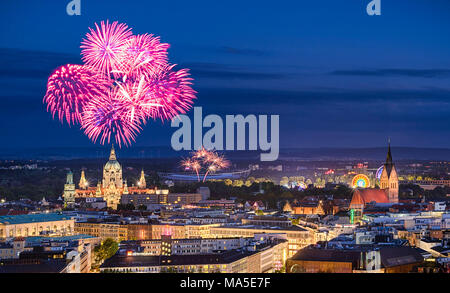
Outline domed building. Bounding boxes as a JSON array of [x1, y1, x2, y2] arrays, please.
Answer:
[[102, 145, 123, 190], [101, 145, 124, 208], [63, 145, 152, 209]]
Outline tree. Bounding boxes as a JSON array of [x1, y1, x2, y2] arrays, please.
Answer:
[[232, 180, 243, 187], [160, 267, 178, 273], [94, 238, 119, 264], [255, 209, 264, 216], [117, 203, 135, 211]]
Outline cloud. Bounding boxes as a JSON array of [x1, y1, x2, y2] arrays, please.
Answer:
[[330, 68, 450, 78], [180, 62, 285, 80], [217, 46, 266, 56], [0, 48, 81, 80]]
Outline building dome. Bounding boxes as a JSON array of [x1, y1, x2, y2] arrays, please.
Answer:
[[104, 159, 121, 171], [104, 145, 122, 171]]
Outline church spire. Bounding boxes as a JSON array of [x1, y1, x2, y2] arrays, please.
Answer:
[[385, 139, 393, 165], [66, 171, 74, 185], [138, 169, 146, 189], [79, 170, 88, 189], [109, 144, 117, 161]]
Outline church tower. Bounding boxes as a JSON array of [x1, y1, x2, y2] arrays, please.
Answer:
[[102, 145, 123, 189], [138, 169, 146, 189], [79, 170, 88, 189], [379, 141, 399, 203], [63, 171, 76, 207], [102, 145, 123, 209]]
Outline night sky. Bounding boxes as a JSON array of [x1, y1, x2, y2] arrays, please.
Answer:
[[1, 0, 450, 149]]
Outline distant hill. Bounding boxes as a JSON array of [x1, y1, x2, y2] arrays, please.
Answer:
[[0, 146, 449, 161], [279, 147, 450, 161]]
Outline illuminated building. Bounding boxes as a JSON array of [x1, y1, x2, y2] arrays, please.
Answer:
[[349, 142, 400, 217], [0, 239, 93, 273], [100, 237, 287, 273], [121, 237, 251, 256], [379, 141, 399, 203], [287, 244, 423, 273], [79, 170, 88, 190], [74, 222, 128, 242], [209, 225, 313, 257], [291, 201, 326, 215], [0, 213, 75, 239], [0, 238, 29, 259], [63, 145, 163, 209], [63, 171, 76, 207], [120, 192, 202, 207], [350, 188, 390, 215], [242, 216, 293, 228], [74, 222, 219, 242]]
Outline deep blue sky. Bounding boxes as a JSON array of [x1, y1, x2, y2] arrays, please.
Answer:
[[1, 0, 450, 149]]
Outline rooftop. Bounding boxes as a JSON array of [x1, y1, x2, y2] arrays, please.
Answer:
[[25, 234, 97, 245], [101, 250, 257, 268], [0, 213, 73, 225], [0, 259, 67, 273], [217, 224, 308, 232]]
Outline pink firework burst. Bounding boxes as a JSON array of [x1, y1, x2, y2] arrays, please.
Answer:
[[116, 76, 162, 123], [145, 65, 197, 121], [81, 88, 143, 147], [81, 20, 133, 76], [118, 34, 170, 80], [44, 64, 110, 125], [45, 21, 197, 148]]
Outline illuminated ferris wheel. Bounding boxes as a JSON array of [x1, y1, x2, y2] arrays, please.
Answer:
[[351, 174, 370, 188]]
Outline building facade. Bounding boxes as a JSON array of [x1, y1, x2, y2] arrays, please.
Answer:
[[379, 142, 399, 203], [0, 213, 75, 239], [63, 146, 160, 209]]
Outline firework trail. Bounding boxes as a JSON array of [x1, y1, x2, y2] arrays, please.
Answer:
[[44, 20, 196, 147], [44, 64, 110, 125]]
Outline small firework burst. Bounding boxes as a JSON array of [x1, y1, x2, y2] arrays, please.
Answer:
[[181, 147, 230, 182]]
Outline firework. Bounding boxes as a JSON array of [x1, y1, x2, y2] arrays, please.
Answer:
[[44, 20, 196, 148], [44, 64, 110, 125], [181, 158, 201, 181], [182, 147, 230, 182], [117, 34, 170, 80], [145, 65, 196, 121], [116, 76, 162, 123], [81, 20, 133, 76], [81, 88, 143, 147]]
